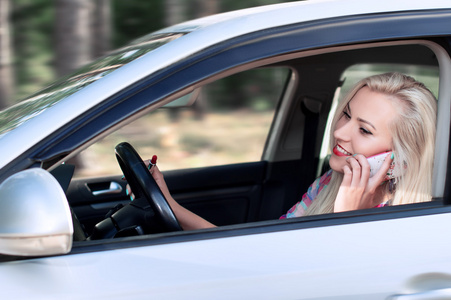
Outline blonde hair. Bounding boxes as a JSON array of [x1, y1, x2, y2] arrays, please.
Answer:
[[305, 72, 437, 216]]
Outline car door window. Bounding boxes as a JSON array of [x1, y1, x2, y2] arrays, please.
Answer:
[[73, 67, 291, 178]]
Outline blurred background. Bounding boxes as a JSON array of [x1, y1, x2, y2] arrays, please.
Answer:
[[0, 0, 300, 177], [0, 0, 298, 108]]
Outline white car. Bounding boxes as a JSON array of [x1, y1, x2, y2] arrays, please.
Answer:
[[0, 0, 451, 299]]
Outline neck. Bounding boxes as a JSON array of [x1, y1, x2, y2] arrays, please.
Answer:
[[375, 183, 392, 205]]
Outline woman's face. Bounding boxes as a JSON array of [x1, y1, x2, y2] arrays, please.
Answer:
[[329, 86, 397, 173]]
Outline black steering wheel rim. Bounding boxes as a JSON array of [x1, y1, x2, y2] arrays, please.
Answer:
[[115, 142, 182, 232]]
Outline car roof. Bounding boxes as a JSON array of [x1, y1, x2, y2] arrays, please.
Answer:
[[0, 0, 450, 169], [156, 0, 450, 35]]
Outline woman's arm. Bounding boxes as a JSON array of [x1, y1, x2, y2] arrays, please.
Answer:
[[151, 166, 216, 230]]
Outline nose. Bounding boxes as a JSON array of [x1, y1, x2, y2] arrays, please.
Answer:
[[333, 118, 351, 143]]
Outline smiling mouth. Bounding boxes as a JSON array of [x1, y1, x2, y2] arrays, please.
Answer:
[[333, 144, 352, 156]]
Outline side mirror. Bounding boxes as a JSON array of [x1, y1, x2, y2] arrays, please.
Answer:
[[0, 168, 73, 256]]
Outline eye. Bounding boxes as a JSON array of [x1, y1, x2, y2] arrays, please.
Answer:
[[360, 127, 373, 135], [343, 110, 351, 119]]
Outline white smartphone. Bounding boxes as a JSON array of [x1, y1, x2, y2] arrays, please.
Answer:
[[367, 151, 396, 180]]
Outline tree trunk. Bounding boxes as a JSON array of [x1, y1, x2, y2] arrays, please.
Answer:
[[92, 0, 111, 58], [195, 0, 220, 17], [55, 0, 94, 170], [164, 0, 186, 27], [0, 0, 14, 108], [55, 0, 92, 77], [189, 0, 220, 119]]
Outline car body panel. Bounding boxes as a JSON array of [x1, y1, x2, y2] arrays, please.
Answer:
[[1, 0, 451, 169], [1, 209, 451, 299]]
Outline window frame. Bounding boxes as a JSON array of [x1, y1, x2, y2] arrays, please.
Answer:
[[73, 66, 292, 178]]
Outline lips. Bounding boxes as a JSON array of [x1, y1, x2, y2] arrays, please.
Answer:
[[333, 144, 352, 157]]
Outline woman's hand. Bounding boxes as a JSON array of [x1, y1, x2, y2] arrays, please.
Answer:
[[334, 153, 393, 213], [149, 165, 173, 201], [125, 157, 215, 230], [123, 161, 175, 209], [123, 155, 171, 200]]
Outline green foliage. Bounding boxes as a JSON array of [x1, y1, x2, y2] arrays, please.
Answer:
[[12, 0, 55, 101], [112, 0, 165, 47], [10, 0, 299, 104], [204, 68, 290, 111], [222, 0, 297, 11]]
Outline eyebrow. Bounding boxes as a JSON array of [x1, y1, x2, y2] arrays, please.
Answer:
[[346, 103, 376, 130]]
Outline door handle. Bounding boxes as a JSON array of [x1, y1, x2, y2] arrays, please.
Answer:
[[91, 181, 123, 196], [387, 288, 451, 299]]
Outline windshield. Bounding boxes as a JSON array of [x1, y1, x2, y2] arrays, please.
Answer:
[[0, 33, 184, 136]]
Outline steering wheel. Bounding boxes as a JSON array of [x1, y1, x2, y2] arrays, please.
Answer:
[[115, 142, 182, 232]]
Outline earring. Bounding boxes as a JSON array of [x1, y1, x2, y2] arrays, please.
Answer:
[[389, 178, 397, 193]]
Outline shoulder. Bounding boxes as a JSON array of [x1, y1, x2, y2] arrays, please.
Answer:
[[314, 169, 332, 190], [280, 170, 333, 219]]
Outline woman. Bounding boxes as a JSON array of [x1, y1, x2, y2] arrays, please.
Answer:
[[149, 72, 437, 228]]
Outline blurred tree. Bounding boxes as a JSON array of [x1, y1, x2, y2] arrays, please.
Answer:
[[55, 0, 92, 76], [113, 0, 164, 47], [194, 0, 220, 17], [92, 0, 111, 58], [164, 0, 186, 26], [190, 0, 220, 118], [12, 0, 54, 100], [6, 0, 299, 105], [0, 0, 14, 108], [223, 0, 289, 11], [55, 0, 95, 169]]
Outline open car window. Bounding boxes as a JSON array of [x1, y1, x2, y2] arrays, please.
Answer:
[[67, 42, 448, 234], [73, 67, 291, 178]]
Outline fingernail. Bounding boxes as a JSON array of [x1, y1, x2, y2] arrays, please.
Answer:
[[353, 153, 358, 157], [391, 152, 394, 160], [126, 189, 129, 196]]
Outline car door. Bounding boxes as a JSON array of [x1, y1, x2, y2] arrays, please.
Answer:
[[0, 203, 450, 300], [62, 38, 451, 300]]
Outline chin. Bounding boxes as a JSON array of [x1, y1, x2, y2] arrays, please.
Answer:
[[328, 156, 344, 173]]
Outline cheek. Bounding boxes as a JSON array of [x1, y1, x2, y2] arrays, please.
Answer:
[[368, 129, 393, 155], [358, 138, 392, 157]]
